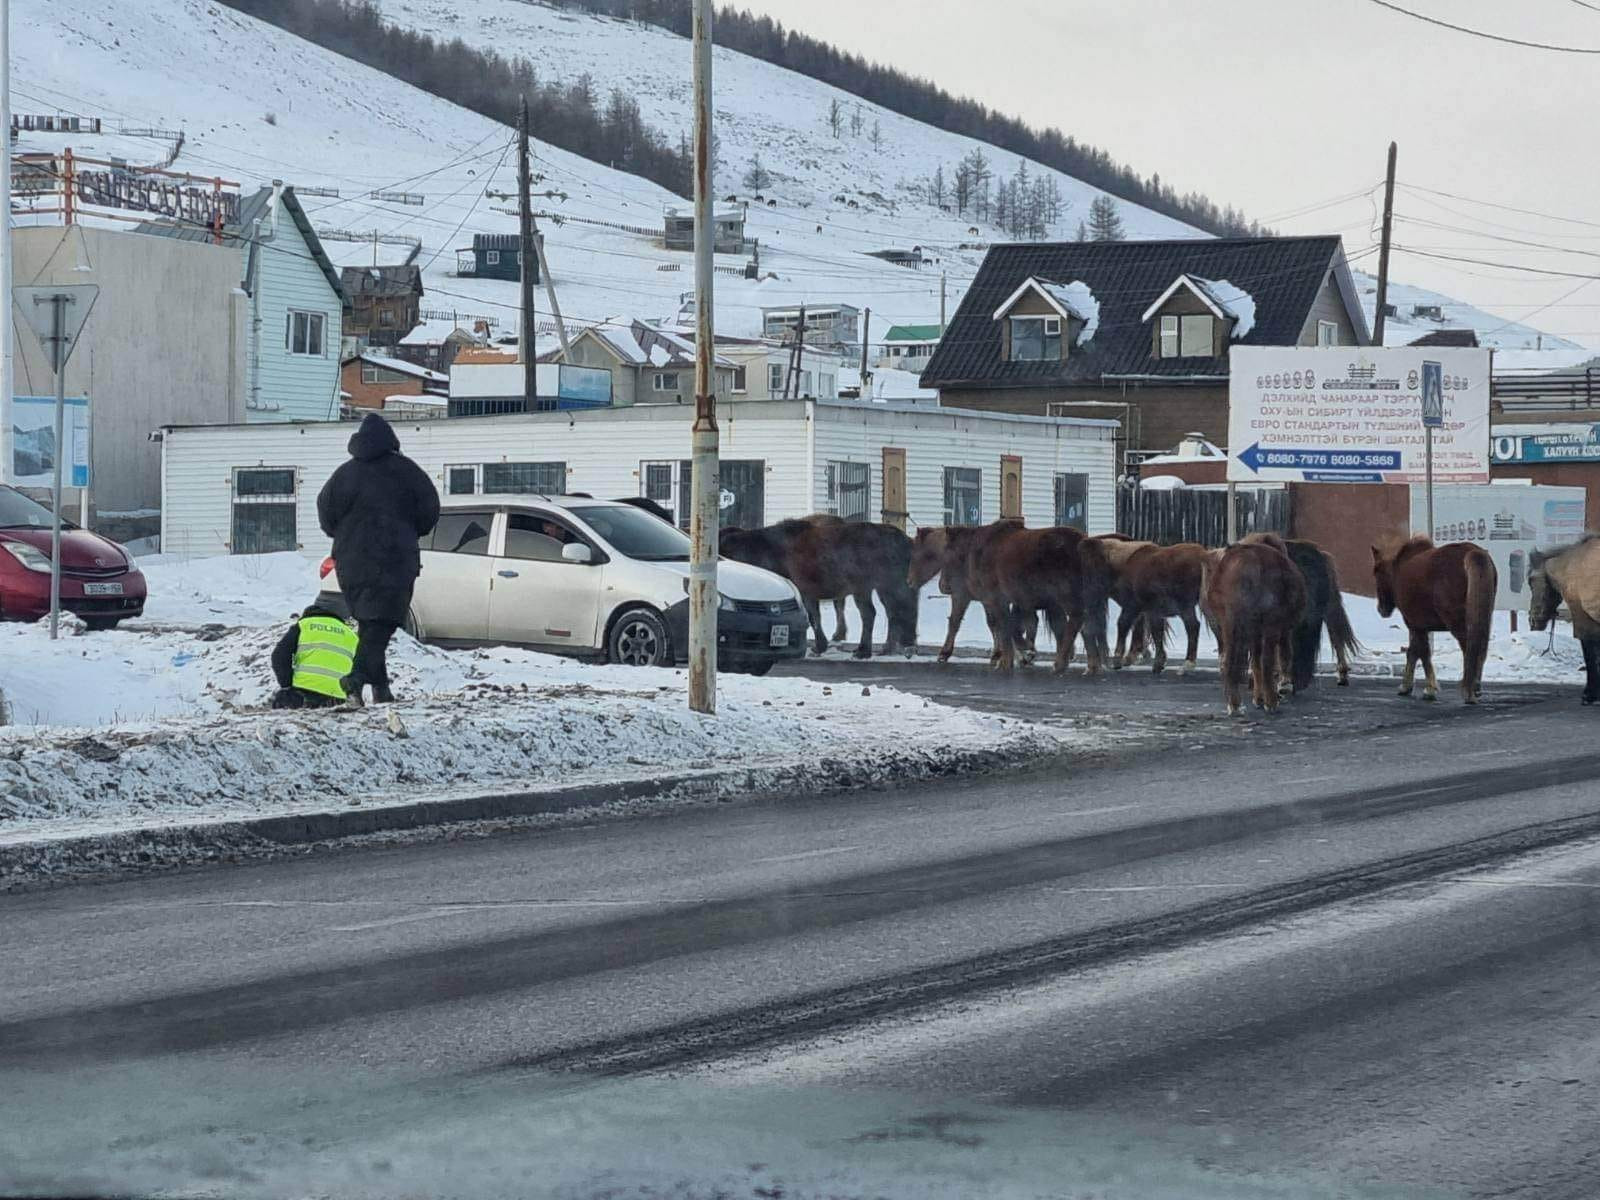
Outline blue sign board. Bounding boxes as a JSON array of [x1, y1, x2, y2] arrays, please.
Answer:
[[11, 395, 89, 488], [1236, 442, 1401, 474], [1420, 360, 1444, 428], [1491, 426, 1600, 464]]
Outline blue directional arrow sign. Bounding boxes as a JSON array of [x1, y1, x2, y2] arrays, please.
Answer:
[[1236, 442, 1402, 474]]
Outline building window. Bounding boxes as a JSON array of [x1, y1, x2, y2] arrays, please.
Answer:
[[1054, 473, 1089, 531], [286, 310, 325, 356], [1159, 313, 1214, 358], [653, 371, 681, 392], [819, 373, 836, 397], [768, 363, 785, 394], [1317, 319, 1339, 347], [482, 461, 566, 494], [1159, 314, 1179, 357], [360, 364, 409, 385], [486, 250, 501, 266], [231, 467, 297, 554], [826, 461, 870, 521], [943, 466, 982, 526], [731, 365, 747, 393], [445, 465, 478, 496], [1009, 315, 1061, 362], [798, 369, 814, 396], [378, 309, 396, 327], [642, 459, 691, 528]]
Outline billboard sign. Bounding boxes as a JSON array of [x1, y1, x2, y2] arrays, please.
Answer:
[[1228, 346, 1491, 484], [1491, 424, 1600, 464], [11, 395, 90, 488], [1409, 484, 1586, 610]]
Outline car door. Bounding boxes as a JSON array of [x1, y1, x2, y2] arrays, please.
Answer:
[[412, 508, 495, 642], [486, 510, 607, 651]]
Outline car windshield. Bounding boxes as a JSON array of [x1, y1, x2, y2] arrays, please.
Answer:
[[569, 504, 692, 561], [0, 485, 67, 529]]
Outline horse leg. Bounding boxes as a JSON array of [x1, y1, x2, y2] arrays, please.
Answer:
[[1181, 609, 1200, 673], [984, 601, 1014, 672], [1222, 619, 1247, 716], [852, 589, 876, 659], [1399, 627, 1422, 697], [1048, 605, 1073, 675], [1113, 606, 1138, 669], [941, 591, 969, 663], [804, 595, 829, 656], [1332, 620, 1351, 686], [1020, 609, 1040, 667], [1250, 629, 1267, 709], [1148, 615, 1170, 675], [1582, 637, 1600, 705], [1418, 631, 1439, 701], [1059, 612, 1081, 671], [1262, 629, 1285, 712], [831, 598, 849, 645], [1277, 630, 1294, 697], [1452, 623, 1486, 704]]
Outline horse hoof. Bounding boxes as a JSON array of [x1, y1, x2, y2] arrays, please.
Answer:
[[1583, 694, 1597, 706], [1422, 690, 1438, 703], [1181, 661, 1196, 675], [852, 649, 871, 661], [1397, 686, 1413, 697], [1336, 675, 1350, 687], [1226, 704, 1242, 717]]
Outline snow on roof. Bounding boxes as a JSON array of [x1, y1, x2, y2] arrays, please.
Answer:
[[595, 324, 647, 365], [1139, 473, 1189, 490], [383, 393, 447, 407], [358, 351, 448, 382], [648, 344, 673, 367], [1041, 280, 1100, 346], [1191, 278, 1256, 338]]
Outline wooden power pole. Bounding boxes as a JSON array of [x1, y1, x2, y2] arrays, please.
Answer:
[[687, 0, 719, 714], [517, 95, 538, 410], [1372, 142, 1397, 346]]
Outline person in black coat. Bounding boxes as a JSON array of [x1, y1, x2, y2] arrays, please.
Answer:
[[316, 413, 440, 704]]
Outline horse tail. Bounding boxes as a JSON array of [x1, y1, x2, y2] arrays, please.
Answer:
[[1321, 554, 1362, 664], [1463, 546, 1497, 691]]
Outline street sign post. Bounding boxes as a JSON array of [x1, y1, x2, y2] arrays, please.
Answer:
[[13, 284, 99, 640], [1227, 346, 1490, 485], [1420, 359, 1444, 539]]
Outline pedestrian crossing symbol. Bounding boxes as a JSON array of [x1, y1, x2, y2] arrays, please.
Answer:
[[1421, 360, 1444, 429]]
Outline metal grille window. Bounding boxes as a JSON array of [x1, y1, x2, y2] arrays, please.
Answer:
[[445, 465, 477, 496], [482, 461, 566, 494], [1054, 473, 1089, 531], [826, 461, 870, 521], [943, 466, 982, 526], [231, 467, 297, 554]]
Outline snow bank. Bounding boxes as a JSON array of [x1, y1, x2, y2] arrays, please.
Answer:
[[1042, 280, 1100, 346]]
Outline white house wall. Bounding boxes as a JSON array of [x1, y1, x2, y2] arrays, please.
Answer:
[[810, 404, 1118, 532]]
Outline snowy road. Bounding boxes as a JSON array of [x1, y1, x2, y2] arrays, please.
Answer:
[[3, 673, 1598, 1196]]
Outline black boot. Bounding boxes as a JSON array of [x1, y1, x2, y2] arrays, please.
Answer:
[[371, 683, 396, 704], [340, 675, 366, 707]]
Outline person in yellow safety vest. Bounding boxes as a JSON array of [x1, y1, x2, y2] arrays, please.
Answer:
[[270, 603, 361, 709]]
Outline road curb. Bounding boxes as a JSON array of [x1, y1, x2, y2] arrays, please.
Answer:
[[0, 736, 1064, 892]]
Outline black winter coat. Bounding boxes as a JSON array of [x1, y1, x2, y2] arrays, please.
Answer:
[[317, 415, 440, 622]]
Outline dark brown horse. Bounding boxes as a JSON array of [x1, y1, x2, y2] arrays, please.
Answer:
[[722, 519, 917, 658], [1372, 537, 1496, 704], [1202, 540, 1307, 715], [967, 521, 1110, 673], [720, 515, 850, 643], [908, 525, 985, 663], [1240, 534, 1361, 692], [1107, 540, 1208, 674]]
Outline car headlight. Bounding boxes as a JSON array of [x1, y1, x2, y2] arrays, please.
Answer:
[[1, 541, 52, 573]]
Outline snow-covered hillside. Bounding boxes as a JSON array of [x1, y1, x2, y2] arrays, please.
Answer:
[[13, 0, 1576, 362]]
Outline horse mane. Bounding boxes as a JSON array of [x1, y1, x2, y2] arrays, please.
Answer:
[[1532, 530, 1600, 569], [1392, 534, 1435, 563], [1097, 536, 1152, 569]]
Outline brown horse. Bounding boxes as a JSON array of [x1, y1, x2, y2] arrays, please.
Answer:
[[1529, 535, 1600, 704], [1108, 540, 1208, 674], [1371, 536, 1496, 704], [722, 519, 917, 658], [1202, 540, 1307, 715], [967, 521, 1110, 673], [1240, 534, 1361, 692], [721, 515, 850, 643]]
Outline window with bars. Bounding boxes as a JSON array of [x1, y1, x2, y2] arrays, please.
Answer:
[[231, 467, 297, 554], [1054, 473, 1089, 531], [482, 461, 567, 494], [826, 461, 870, 522], [943, 466, 982, 526], [445, 465, 478, 496]]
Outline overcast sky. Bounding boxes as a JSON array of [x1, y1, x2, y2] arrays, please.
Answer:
[[735, 0, 1600, 348]]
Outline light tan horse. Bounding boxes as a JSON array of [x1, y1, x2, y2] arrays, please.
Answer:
[[1529, 535, 1600, 705]]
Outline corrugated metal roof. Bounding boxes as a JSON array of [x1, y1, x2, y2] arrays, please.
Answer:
[[920, 236, 1354, 389], [885, 324, 943, 342]]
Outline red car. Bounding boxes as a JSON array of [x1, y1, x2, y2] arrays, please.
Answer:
[[0, 485, 147, 628]]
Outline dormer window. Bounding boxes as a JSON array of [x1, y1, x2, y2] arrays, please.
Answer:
[[1159, 313, 1215, 358], [1010, 315, 1061, 362]]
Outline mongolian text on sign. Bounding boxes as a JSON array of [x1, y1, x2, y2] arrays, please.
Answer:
[[1227, 346, 1491, 484], [1491, 425, 1600, 464]]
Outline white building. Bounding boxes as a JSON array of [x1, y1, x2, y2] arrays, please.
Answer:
[[158, 400, 1117, 557]]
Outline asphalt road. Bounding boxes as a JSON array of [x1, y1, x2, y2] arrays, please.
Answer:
[[3, 664, 1598, 1198]]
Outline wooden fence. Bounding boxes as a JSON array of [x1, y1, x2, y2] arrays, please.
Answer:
[[1115, 482, 1290, 547]]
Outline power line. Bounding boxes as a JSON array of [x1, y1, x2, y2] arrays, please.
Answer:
[[1365, 0, 1600, 51], [1399, 182, 1600, 232], [1394, 244, 1600, 281]]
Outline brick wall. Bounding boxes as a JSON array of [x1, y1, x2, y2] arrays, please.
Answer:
[[1289, 482, 1411, 597], [340, 360, 426, 411]]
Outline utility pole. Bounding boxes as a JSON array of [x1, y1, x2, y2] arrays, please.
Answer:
[[939, 272, 947, 335], [517, 95, 538, 411], [859, 306, 870, 397], [1372, 141, 1397, 346], [529, 216, 569, 355], [687, 0, 719, 715], [2, 0, 14, 489]]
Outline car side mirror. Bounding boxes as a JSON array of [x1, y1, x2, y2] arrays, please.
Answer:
[[562, 542, 594, 565]]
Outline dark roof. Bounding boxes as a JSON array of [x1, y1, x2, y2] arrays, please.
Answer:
[[134, 185, 347, 307], [341, 264, 422, 298], [1408, 328, 1479, 348], [920, 236, 1364, 389]]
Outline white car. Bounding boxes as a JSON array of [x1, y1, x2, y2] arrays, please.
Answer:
[[316, 495, 807, 674]]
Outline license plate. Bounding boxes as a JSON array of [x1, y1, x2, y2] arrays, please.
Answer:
[[83, 581, 124, 596], [769, 624, 790, 648]]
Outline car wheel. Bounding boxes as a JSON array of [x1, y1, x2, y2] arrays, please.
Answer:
[[402, 608, 422, 640], [609, 607, 670, 667], [82, 617, 122, 632], [734, 659, 775, 677]]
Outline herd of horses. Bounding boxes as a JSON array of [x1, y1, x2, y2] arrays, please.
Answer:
[[717, 511, 1600, 714]]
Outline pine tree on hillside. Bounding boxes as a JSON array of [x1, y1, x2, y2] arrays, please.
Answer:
[[953, 158, 973, 216], [930, 164, 945, 208], [743, 153, 771, 191], [850, 102, 864, 137], [870, 118, 884, 154], [1088, 194, 1126, 241], [827, 97, 843, 137]]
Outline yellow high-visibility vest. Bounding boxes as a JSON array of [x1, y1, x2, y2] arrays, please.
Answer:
[[291, 615, 358, 700]]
